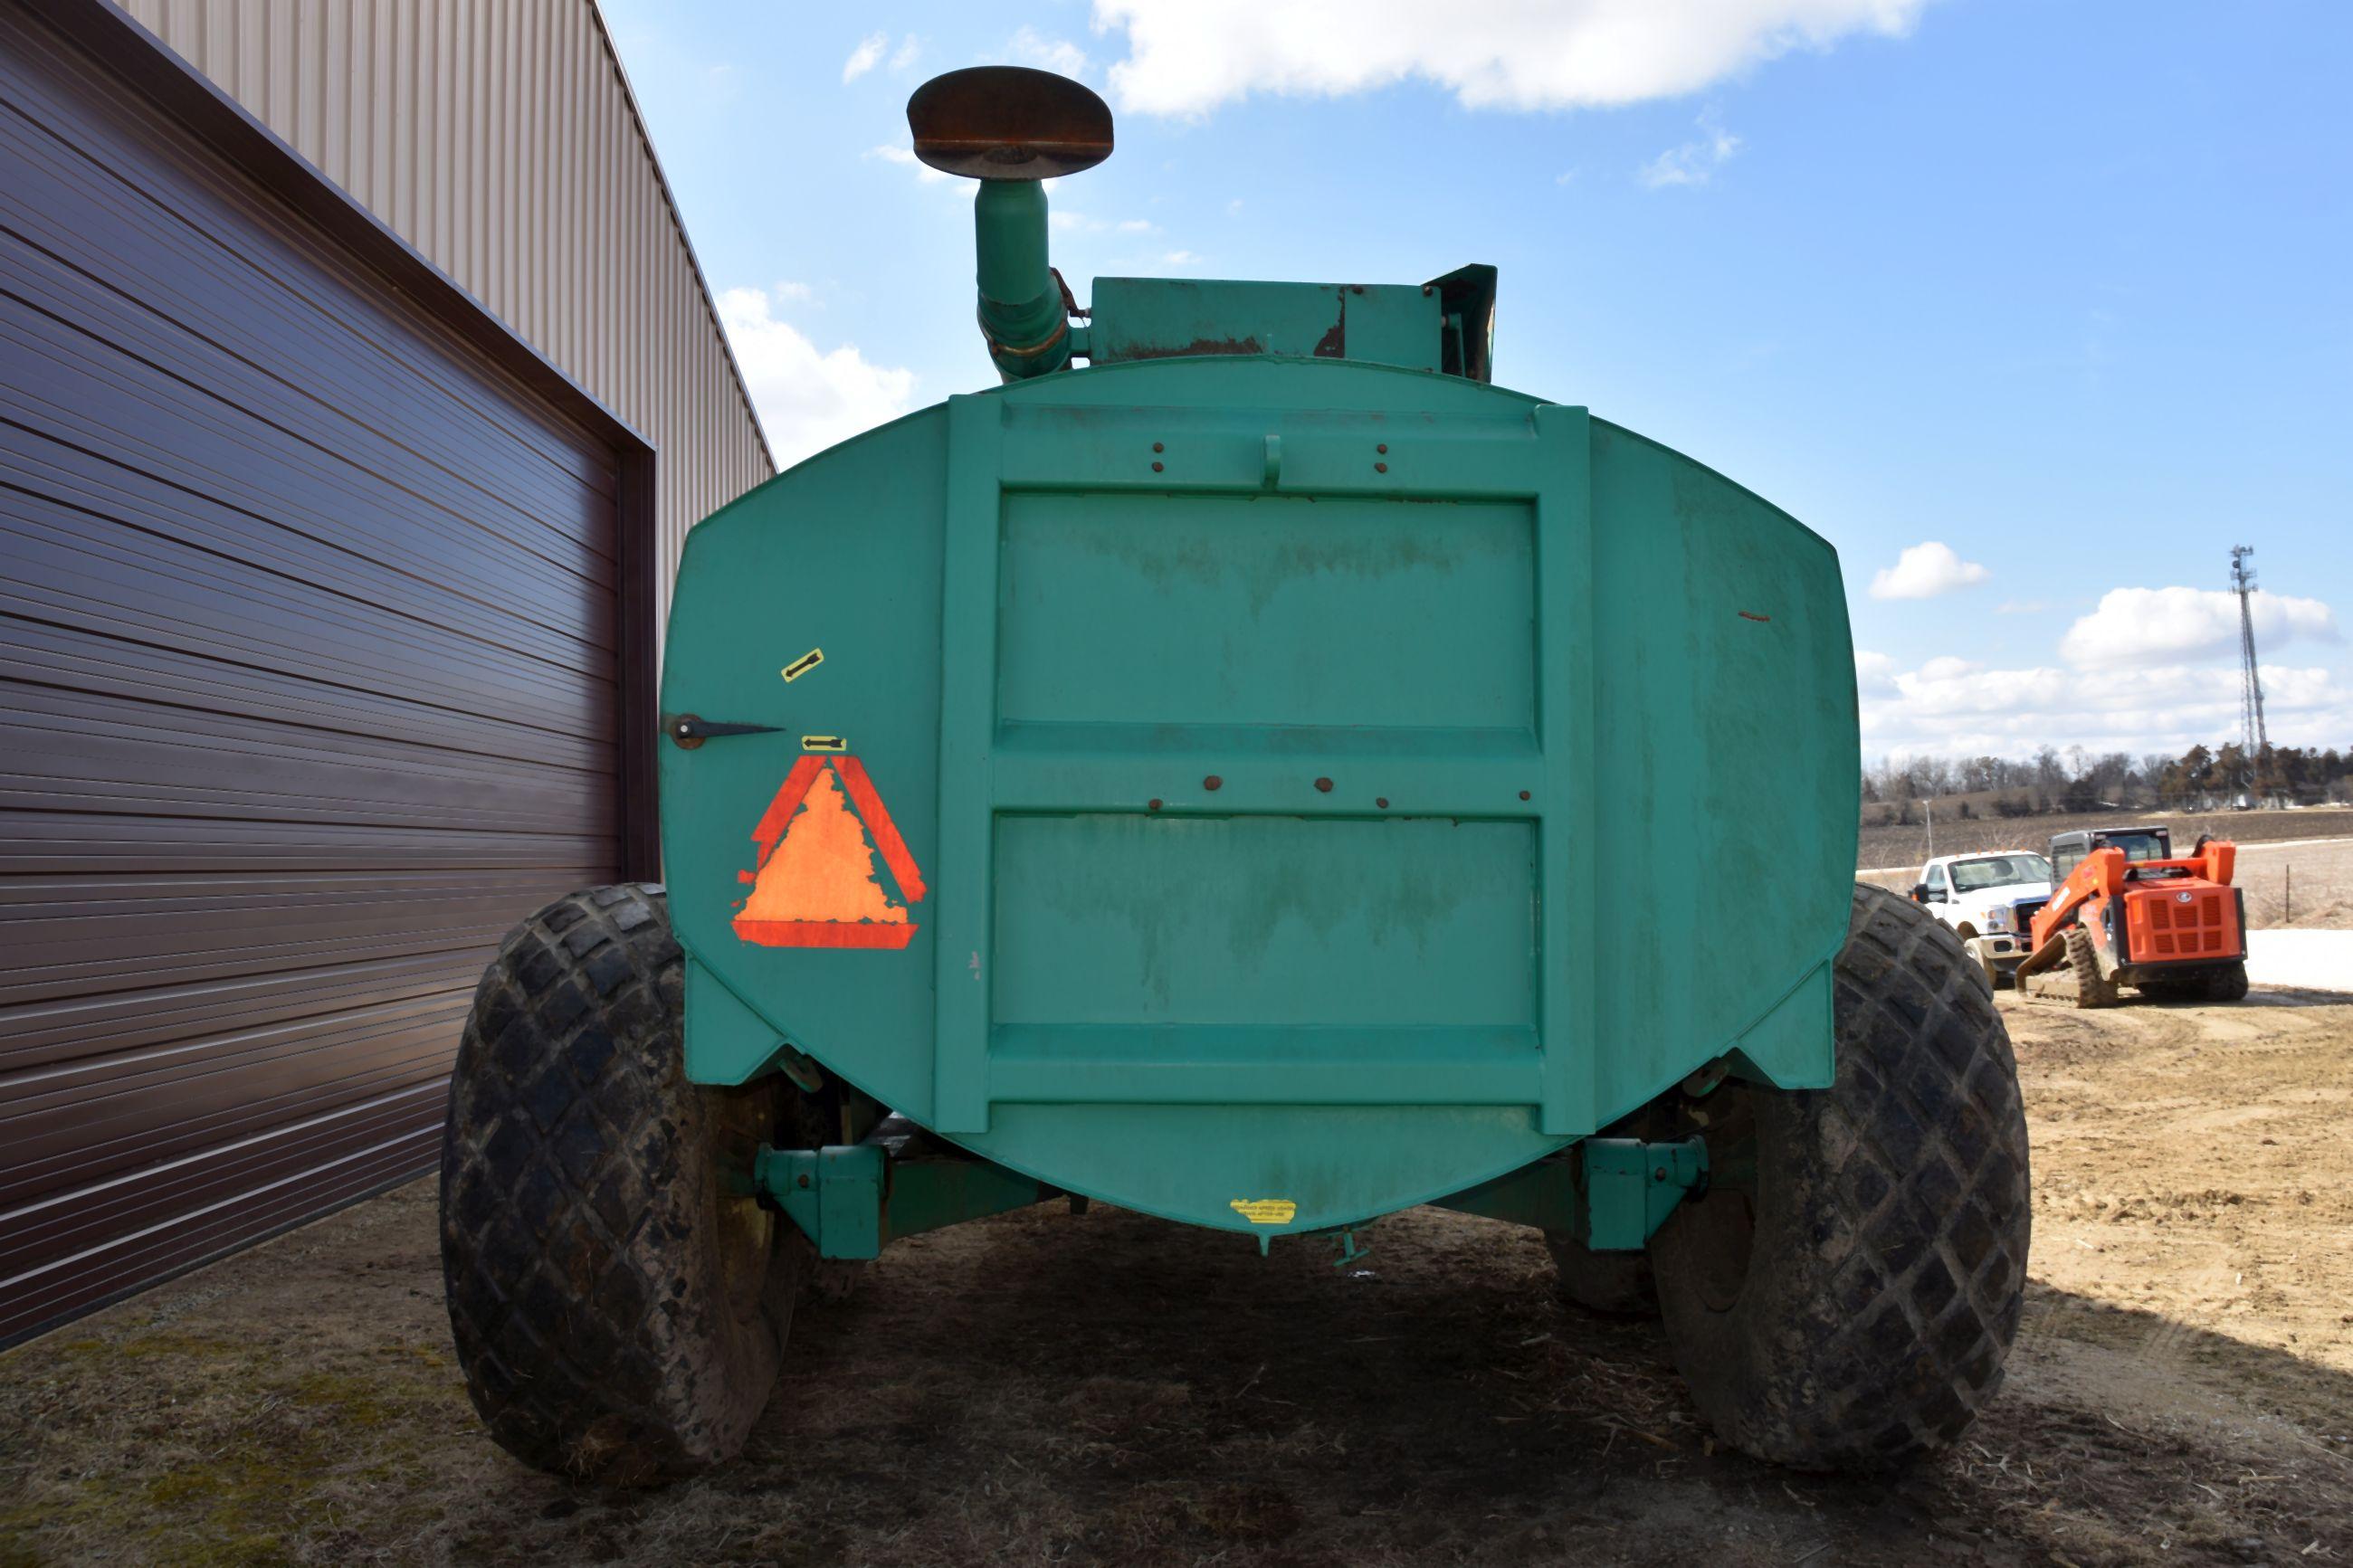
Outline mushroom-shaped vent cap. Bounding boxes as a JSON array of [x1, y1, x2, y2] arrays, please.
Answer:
[[907, 66, 1113, 180]]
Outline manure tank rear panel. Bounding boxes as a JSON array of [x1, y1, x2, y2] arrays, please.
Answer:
[[659, 355, 1856, 1235]]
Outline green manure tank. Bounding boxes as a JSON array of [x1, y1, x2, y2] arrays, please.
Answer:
[[441, 66, 2030, 1487]]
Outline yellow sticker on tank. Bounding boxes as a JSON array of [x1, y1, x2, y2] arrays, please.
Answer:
[[1229, 1199, 1297, 1225]]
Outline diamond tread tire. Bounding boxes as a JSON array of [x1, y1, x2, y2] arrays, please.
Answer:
[[1648, 882, 2032, 1470], [2204, 960, 2250, 1002], [2062, 927, 2120, 1009], [441, 884, 812, 1486]]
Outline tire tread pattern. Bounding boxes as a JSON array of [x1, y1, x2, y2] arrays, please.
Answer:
[[1655, 883, 2033, 1468], [440, 884, 791, 1485]]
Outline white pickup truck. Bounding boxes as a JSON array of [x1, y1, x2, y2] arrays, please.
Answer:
[[1910, 851, 2056, 988]]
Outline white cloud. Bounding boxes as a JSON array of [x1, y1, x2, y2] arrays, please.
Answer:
[[1008, 26, 1090, 78], [1857, 654, 2352, 759], [866, 144, 952, 185], [1160, 249, 1204, 267], [1869, 540, 1991, 600], [2059, 586, 2339, 670], [716, 286, 919, 470], [1639, 114, 1741, 187], [771, 280, 816, 305], [1995, 598, 2048, 615], [891, 34, 923, 71], [842, 31, 887, 83], [1092, 0, 1931, 117]]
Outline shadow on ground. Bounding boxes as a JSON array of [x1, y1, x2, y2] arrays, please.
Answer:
[[459, 1201, 2353, 1567], [5, 1189, 2350, 1566]]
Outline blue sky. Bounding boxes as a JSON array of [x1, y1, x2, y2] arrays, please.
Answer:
[[600, 0, 2351, 765]]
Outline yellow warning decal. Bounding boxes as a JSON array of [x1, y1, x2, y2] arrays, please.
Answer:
[[1229, 1199, 1297, 1226], [782, 648, 824, 682], [801, 735, 847, 753]]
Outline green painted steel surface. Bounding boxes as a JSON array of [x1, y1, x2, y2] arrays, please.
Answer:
[[758, 1144, 1053, 1259], [660, 354, 1857, 1239], [1434, 1138, 1710, 1249], [972, 181, 1071, 380], [1090, 278, 1443, 370]]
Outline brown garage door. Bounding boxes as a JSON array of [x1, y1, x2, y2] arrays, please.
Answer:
[[0, 3, 655, 1343]]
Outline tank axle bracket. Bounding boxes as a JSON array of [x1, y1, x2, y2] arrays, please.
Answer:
[[757, 1140, 1058, 1259], [1431, 1136, 1710, 1251]]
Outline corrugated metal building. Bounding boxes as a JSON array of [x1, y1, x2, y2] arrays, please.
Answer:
[[1, 0, 772, 1344], [118, 0, 776, 625]]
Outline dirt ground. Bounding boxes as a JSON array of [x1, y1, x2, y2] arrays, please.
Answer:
[[5, 988, 2353, 1567]]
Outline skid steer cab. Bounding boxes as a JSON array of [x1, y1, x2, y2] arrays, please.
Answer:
[[435, 64, 2034, 1489], [2014, 826, 2249, 1007]]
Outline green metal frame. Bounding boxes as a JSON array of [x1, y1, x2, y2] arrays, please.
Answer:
[[756, 1142, 1057, 1260], [1432, 1136, 1710, 1250], [925, 394, 1600, 1137], [763, 1135, 1708, 1259]]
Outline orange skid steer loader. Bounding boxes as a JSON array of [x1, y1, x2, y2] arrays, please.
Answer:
[[2014, 826, 2249, 1007]]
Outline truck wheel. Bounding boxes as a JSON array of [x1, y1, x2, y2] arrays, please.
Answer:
[[440, 884, 819, 1486], [1647, 883, 2030, 1469], [2062, 927, 2119, 1009], [2205, 961, 2250, 1002], [1544, 1232, 1655, 1316]]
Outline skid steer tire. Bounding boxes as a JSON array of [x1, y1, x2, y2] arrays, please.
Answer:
[[441, 884, 819, 1487], [2062, 927, 2120, 1010], [1544, 1232, 1656, 1316], [1648, 882, 2030, 1470], [2205, 961, 2250, 1003]]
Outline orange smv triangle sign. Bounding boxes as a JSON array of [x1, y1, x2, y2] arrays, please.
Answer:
[[731, 755, 928, 949]]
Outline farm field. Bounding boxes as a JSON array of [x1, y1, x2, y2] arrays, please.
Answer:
[[5, 987, 2351, 1566], [1857, 805, 2353, 874]]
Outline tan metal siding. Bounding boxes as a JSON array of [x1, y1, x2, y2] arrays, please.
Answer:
[[118, 0, 775, 625]]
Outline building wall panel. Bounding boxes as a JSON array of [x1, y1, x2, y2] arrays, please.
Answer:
[[119, 0, 778, 624], [0, 1, 653, 1342]]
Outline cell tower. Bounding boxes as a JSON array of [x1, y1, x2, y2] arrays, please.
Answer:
[[2230, 545, 2269, 797]]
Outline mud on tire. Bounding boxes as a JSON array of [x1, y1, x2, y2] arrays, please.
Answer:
[[1648, 882, 2032, 1469], [440, 884, 819, 1486]]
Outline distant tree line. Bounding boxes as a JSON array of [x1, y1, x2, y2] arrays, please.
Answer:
[[1860, 740, 2352, 822]]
